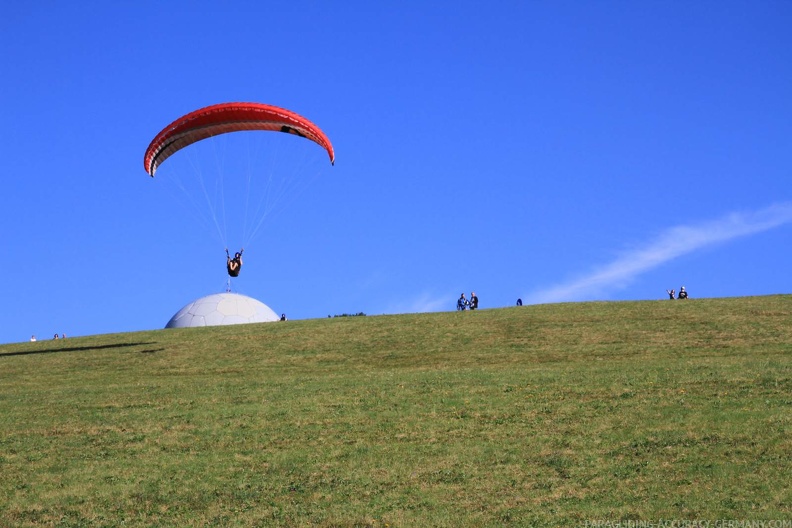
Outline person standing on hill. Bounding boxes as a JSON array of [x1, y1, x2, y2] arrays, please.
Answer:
[[666, 289, 676, 300], [457, 293, 469, 311], [678, 286, 688, 299], [469, 292, 479, 310]]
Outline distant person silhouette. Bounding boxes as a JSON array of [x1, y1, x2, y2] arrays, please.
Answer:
[[469, 292, 479, 310], [457, 293, 469, 311], [666, 289, 676, 300], [516, 298, 523, 306], [678, 286, 688, 299], [226, 248, 243, 277]]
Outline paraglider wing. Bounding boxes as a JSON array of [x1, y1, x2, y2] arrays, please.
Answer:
[[144, 102, 335, 177]]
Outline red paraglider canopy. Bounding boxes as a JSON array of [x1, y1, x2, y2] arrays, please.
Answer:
[[144, 102, 335, 177]]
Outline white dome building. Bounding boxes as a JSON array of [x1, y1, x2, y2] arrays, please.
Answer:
[[165, 293, 279, 328]]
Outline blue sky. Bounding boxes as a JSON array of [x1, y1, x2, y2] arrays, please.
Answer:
[[2, 2, 791, 343]]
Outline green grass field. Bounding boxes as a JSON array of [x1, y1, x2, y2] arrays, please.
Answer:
[[1, 296, 790, 527]]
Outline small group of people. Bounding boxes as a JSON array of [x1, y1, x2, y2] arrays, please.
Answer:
[[666, 286, 689, 300], [457, 292, 479, 311], [30, 334, 66, 342]]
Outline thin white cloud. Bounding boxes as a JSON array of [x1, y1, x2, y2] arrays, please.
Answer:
[[525, 202, 792, 305], [384, 291, 452, 315]]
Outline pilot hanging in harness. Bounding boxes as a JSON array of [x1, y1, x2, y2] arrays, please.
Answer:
[[226, 248, 244, 277]]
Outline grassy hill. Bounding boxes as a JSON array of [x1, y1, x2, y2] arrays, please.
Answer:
[[1, 296, 790, 527]]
